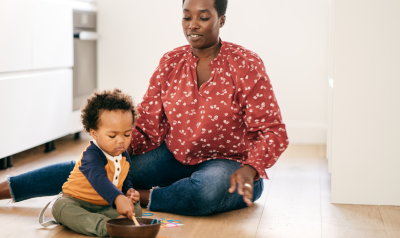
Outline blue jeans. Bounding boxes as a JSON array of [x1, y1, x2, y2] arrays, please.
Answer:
[[7, 142, 264, 215]]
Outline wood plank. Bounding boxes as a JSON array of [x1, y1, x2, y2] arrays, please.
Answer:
[[256, 217, 321, 238], [0, 195, 57, 227], [321, 203, 382, 220], [0, 206, 33, 228], [256, 145, 322, 238], [322, 218, 389, 238], [52, 228, 88, 238], [379, 205, 400, 238], [0, 206, 65, 238]]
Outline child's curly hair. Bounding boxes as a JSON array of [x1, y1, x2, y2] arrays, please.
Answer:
[[81, 89, 136, 133]]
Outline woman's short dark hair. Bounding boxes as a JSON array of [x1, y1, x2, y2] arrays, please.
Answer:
[[183, 0, 228, 17], [81, 88, 136, 132]]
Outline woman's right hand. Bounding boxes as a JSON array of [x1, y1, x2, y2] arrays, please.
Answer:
[[114, 194, 135, 219]]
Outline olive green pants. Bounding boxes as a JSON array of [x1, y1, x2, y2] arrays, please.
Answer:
[[52, 197, 142, 237]]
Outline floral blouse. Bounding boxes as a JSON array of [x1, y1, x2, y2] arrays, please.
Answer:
[[131, 40, 289, 179]]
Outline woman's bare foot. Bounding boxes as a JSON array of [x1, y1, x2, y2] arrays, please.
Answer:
[[137, 189, 150, 207], [0, 181, 12, 200]]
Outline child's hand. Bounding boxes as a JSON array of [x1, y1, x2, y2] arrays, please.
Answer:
[[126, 188, 140, 204], [114, 194, 135, 219]]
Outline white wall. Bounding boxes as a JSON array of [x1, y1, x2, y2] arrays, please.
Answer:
[[97, 0, 186, 104], [330, 0, 400, 205], [97, 0, 330, 144]]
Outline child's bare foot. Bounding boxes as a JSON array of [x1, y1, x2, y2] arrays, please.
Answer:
[[117, 215, 127, 219]]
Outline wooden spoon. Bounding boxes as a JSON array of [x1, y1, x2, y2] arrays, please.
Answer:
[[132, 215, 140, 226]]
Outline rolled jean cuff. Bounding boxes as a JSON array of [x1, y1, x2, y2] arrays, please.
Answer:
[[5, 175, 16, 203], [147, 186, 160, 211]]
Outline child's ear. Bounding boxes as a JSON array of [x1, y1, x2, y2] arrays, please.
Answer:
[[90, 129, 98, 140]]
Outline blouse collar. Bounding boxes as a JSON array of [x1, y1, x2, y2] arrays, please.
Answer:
[[189, 38, 225, 65]]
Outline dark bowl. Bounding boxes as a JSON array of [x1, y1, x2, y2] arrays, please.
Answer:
[[106, 218, 161, 238]]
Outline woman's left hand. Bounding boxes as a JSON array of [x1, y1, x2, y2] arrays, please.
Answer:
[[228, 165, 258, 206]]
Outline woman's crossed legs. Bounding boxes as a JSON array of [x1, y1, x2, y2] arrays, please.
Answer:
[[130, 142, 264, 216]]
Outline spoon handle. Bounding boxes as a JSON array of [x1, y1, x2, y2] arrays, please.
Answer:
[[132, 216, 140, 226]]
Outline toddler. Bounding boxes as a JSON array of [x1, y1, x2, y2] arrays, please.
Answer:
[[51, 89, 141, 237]]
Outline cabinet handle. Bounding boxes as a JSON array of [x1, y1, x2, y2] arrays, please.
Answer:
[[73, 31, 98, 41]]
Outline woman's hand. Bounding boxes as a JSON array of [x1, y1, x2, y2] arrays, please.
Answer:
[[114, 194, 135, 219], [127, 145, 133, 156], [126, 188, 140, 204], [228, 165, 258, 206]]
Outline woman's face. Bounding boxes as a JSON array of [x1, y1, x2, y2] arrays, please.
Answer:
[[182, 0, 225, 50]]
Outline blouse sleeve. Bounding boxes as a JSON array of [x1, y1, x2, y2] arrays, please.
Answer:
[[239, 65, 289, 180], [131, 65, 169, 155]]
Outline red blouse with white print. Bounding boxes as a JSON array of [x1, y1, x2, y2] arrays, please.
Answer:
[[131, 40, 289, 179]]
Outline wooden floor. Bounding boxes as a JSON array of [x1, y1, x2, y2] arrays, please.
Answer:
[[0, 135, 399, 238]]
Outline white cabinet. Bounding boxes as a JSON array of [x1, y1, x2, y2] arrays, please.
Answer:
[[328, 0, 400, 206], [0, 69, 73, 159], [0, 0, 95, 160], [0, 0, 32, 73], [71, 110, 83, 134], [0, 0, 73, 73], [32, 0, 73, 70]]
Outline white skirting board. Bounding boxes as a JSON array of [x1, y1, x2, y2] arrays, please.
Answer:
[[0, 69, 72, 158], [285, 122, 327, 145]]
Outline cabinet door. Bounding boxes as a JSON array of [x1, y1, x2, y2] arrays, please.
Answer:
[[32, 0, 73, 70], [0, 0, 32, 73], [0, 69, 72, 159]]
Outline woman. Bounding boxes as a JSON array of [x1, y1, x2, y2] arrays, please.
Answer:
[[0, 0, 288, 216]]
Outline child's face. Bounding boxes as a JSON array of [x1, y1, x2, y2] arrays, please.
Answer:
[[90, 110, 133, 156]]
